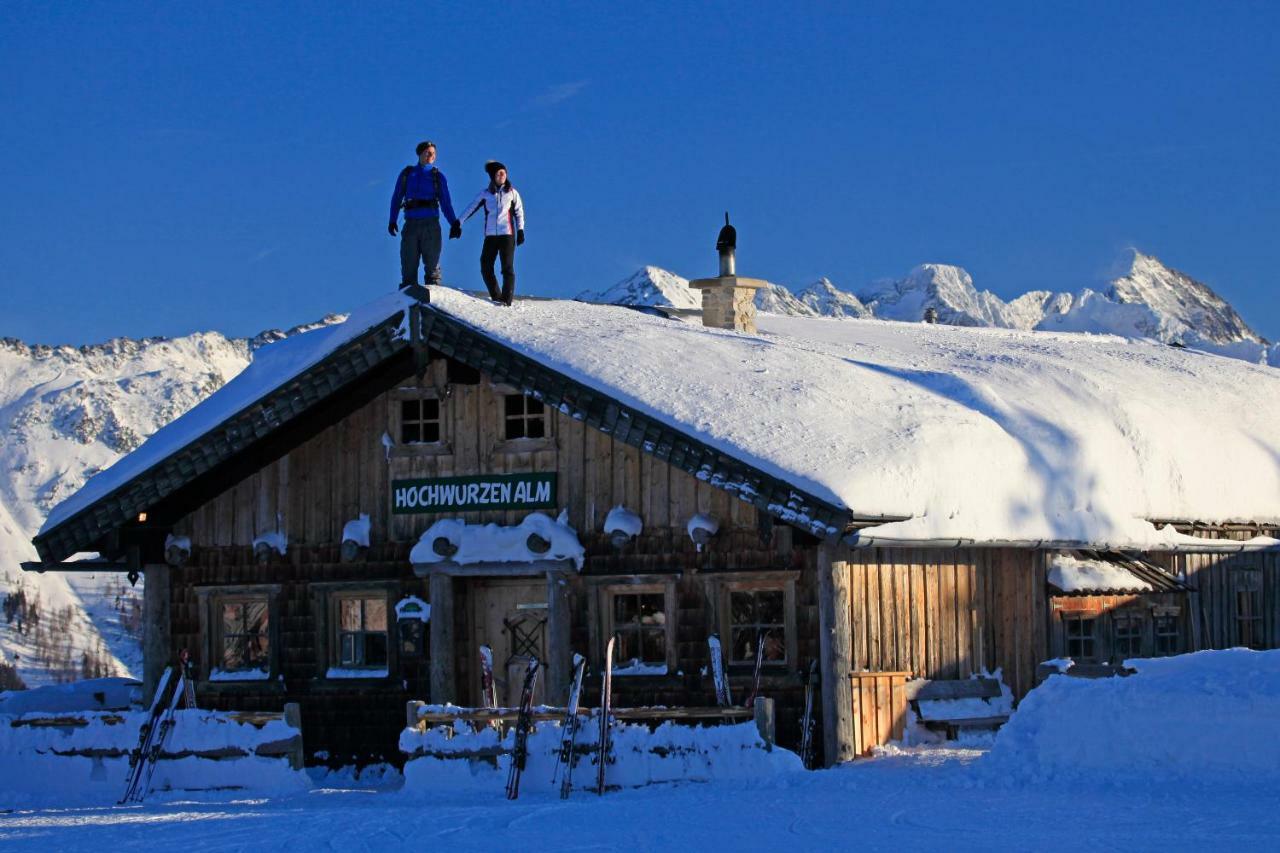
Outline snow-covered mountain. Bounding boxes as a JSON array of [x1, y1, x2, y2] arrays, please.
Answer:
[[575, 266, 701, 310], [586, 253, 1276, 366], [0, 316, 343, 689], [797, 278, 870, 319], [858, 264, 1020, 328]]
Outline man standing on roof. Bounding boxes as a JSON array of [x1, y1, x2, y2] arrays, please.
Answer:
[[389, 140, 461, 294], [460, 161, 525, 306]]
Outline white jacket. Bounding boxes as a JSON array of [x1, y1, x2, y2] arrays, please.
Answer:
[[461, 183, 526, 237]]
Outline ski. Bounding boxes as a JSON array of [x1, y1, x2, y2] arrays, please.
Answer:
[[596, 637, 615, 796], [179, 649, 197, 710], [119, 666, 174, 803], [743, 629, 766, 708], [479, 645, 498, 709], [799, 659, 818, 770], [708, 633, 732, 707], [504, 657, 540, 800], [124, 671, 186, 804], [553, 654, 588, 798]]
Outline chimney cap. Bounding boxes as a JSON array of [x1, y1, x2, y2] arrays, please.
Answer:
[[716, 212, 736, 253]]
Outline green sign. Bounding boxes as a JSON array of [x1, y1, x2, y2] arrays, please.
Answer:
[[391, 473, 558, 515]]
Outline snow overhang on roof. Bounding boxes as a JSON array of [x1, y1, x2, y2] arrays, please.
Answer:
[[1046, 551, 1193, 596], [31, 286, 1280, 562]]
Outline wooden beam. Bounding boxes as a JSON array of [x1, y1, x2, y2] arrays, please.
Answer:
[[429, 572, 457, 704], [143, 563, 171, 705], [545, 570, 572, 707], [818, 542, 856, 766]]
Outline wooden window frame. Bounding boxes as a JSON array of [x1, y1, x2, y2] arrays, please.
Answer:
[[595, 581, 677, 676], [194, 584, 282, 685], [1063, 613, 1098, 663], [1153, 606, 1182, 657], [311, 581, 399, 681], [717, 577, 798, 673], [492, 385, 555, 453], [1233, 569, 1265, 650], [1110, 610, 1145, 663], [387, 386, 452, 458]]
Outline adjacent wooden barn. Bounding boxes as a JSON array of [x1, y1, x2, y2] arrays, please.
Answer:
[[25, 260, 1280, 769]]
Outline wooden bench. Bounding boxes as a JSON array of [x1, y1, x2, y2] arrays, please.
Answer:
[[905, 677, 1010, 739]]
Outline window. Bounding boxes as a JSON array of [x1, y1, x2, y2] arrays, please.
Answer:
[[219, 595, 270, 676], [1064, 615, 1096, 661], [600, 583, 675, 675], [1234, 570, 1264, 650], [1111, 612, 1143, 661], [1154, 612, 1181, 656], [714, 577, 798, 671], [400, 397, 441, 444], [195, 585, 280, 683], [727, 588, 787, 666], [503, 394, 547, 440], [611, 592, 666, 669], [336, 594, 389, 669]]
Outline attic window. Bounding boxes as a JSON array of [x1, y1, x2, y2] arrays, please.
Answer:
[[504, 394, 547, 440], [401, 397, 441, 444]]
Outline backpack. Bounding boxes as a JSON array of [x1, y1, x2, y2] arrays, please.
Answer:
[[399, 165, 442, 206]]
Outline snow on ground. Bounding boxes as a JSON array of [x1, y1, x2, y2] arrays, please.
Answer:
[[3, 749, 1279, 851], [987, 648, 1280, 784]]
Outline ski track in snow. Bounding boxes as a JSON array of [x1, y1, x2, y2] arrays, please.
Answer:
[[2, 751, 1279, 851]]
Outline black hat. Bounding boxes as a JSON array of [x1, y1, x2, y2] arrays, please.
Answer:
[[415, 140, 435, 155], [484, 160, 507, 178]]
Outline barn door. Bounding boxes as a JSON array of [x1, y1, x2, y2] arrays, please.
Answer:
[[472, 579, 548, 707]]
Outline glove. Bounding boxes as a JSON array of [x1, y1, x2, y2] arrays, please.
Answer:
[[449, 221, 462, 239], [516, 229, 525, 246], [388, 222, 398, 236]]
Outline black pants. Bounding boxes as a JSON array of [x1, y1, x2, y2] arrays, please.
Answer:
[[400, 217, 442, 287], [480, 235, 516, 304]]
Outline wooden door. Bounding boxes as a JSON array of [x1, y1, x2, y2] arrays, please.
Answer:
[[471, 578, 548, 707]]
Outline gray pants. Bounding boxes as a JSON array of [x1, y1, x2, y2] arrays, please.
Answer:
[[400, 217, 442, 287]]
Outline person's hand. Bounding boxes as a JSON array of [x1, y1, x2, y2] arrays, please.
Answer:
[[516, 229, 525, 246], [388, 222, 398, 236], [449, 221, 462, 239]]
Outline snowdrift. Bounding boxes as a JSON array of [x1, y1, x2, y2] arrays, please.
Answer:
[[983, 649, 1280, 785]]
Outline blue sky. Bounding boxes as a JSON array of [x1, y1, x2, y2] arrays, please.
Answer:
[[2, 1, 1277, 342]]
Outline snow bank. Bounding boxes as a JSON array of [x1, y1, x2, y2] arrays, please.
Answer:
[[0, 707, 309, 805], [401, 716, 799, 795], [409, 511, 585, 569], [1046, 554, 1152, 593], [983, 649, 1280, 785], [0, 677, 139, 715]]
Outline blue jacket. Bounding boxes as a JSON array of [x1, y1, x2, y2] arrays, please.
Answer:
[[389, 164, 458, 225]]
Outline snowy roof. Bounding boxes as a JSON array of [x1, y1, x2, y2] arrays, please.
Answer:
[[36, 286, 1280, 555], [38, 292, 414, 536]]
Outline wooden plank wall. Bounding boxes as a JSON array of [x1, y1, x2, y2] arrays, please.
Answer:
[[176, 359, 756, 547], [1162, 549, 1280, 650], [846, 548, 1047, 699]]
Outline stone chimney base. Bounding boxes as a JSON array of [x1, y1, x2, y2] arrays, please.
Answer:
[[689, 276, 767, 334]]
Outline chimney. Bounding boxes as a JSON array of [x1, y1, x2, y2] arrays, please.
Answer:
[[689, 213, 766, 334]]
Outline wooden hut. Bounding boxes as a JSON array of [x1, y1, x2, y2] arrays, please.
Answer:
[[24, 256, 1280, 769]]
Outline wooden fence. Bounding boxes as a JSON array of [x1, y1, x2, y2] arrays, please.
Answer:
[[848, 672, 908, 757]]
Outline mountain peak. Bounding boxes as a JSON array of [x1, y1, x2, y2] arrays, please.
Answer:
[[1109, 250, 1261, 345], [576, 266, 700, 310], [797, 277, 869, 318]]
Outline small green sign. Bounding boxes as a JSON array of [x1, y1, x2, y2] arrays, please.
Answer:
[[391, 473, 558, 515]]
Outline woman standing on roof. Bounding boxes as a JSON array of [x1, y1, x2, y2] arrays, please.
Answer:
[[460, 161, 526, 306]]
